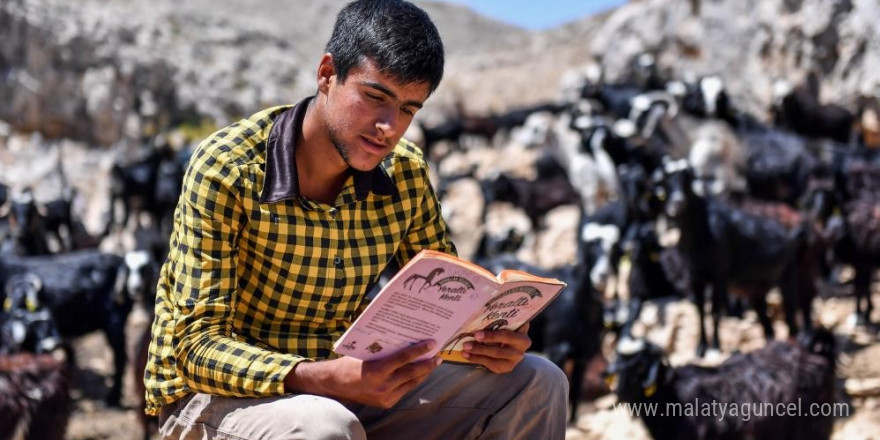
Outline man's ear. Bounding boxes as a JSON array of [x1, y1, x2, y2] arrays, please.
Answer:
[[317, 53, 336, 94]]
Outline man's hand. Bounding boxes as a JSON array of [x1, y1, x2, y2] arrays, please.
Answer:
[[461, 322, 531, 374], [285, 340, 442, 408]]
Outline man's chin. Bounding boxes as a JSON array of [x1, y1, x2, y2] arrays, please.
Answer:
[[347, 160, 383, 172]]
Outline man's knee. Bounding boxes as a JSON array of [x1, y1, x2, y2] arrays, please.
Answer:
[[516, 354, 569, 400], [287, 396, 366, 440], [166, 394, 366, 440]]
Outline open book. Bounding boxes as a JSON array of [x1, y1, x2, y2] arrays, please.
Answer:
[[333, 250, 566, 363]]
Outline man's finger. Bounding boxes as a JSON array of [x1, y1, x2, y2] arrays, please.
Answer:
[[371, 340, 436, 373], [474, 329, 531, 351], [464, 342, 522, 360], [460, 352, 517, 374], [389, 356, 442, 385]]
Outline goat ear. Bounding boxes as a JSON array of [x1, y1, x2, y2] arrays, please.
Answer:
[[0, 202, 9, 217], [35, 202, 48, 217]]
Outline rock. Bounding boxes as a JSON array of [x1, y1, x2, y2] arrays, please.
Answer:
[[846, 378, 880, 398]]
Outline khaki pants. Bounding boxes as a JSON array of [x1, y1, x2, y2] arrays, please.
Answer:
[[158, 354, 568, 440]]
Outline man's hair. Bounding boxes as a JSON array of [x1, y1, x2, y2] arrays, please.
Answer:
[[326, 0, 445, 94]]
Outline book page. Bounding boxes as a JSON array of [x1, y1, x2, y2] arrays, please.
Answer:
[[438, 278, 565, 363], [498, 269, 566, 284], [334, 252, 499, 361]]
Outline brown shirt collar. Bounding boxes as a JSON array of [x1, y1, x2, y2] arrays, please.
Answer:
[[259, 96, 397, 204]]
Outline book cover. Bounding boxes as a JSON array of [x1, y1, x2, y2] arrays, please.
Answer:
[[333, 250, 566, 363]]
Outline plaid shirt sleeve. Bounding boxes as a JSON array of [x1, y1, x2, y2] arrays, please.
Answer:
[[395, 147, 457, 267], [172, 141, 302, 398]]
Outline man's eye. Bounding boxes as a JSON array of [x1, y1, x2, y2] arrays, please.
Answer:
[[402, 107, 415, 116], [366, 93, 383, 102]]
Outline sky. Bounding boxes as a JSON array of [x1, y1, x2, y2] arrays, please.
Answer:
[[439, 0, 627, 30]]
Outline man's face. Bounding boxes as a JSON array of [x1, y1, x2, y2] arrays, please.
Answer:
[[321, 58, 430, 172]]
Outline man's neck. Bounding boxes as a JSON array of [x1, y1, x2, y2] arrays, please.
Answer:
[[296, 100, 350, 204]]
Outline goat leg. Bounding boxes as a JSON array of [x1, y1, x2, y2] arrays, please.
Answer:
[[693, 281, 709, 357], [710, 280, 726, 352]]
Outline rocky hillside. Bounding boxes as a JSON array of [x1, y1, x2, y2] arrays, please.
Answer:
[[0, 0, 535, 146], [1, 0, 879, 143]]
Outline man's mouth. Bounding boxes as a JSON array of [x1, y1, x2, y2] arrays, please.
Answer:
[[362, 136, 389, 152]]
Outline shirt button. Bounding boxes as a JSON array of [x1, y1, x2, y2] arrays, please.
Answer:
[[333, 256, 342, 266], [329, 208, 338, 218], [324, 303, 335, 312]]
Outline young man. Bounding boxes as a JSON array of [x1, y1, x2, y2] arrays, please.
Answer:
[[143, 1, 568, 438]]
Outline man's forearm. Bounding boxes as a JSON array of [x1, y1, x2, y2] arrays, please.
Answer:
[[284, 360, 333, 396]]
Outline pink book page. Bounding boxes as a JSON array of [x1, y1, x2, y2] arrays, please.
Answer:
[[334, 252, 499, 361], [438, 279, 565, 363]]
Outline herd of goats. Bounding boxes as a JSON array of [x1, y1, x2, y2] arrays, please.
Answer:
[[0, 54, 879, 439]]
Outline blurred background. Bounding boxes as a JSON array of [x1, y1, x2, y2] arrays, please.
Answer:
[[1, 0, 879, 439]]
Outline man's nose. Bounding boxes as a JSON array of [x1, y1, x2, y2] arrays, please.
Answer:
[[376, 109, 398, 139]]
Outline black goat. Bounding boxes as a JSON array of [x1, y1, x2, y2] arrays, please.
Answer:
[[126, 247, 160, 440], [1, 273, 64, 356], [773, 76, 855, 144], [662, 159, 803, 356], [809, 158, 880, 327], [39, 188, 77, 253], [0, 352, 71, 440], [668, 76, 739, 125], [1, 188, 52, 256], [0, 251, 133, 406], [740, 129, 817, 205], [109, 146, 177, 230], [480, 171, 580, 229], [606, 328, 837, 440], [477, 254, 604, 423], [614, 222, 685, 339]]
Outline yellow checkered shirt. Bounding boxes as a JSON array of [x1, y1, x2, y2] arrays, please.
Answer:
[[144, 103, 455, 415]]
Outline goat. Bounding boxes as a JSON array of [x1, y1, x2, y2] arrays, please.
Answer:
[[0, 352, 71, 440], [687, 121, 747, 197], [661, 159, 803, 356], [479, 171, 580, 230], [808, 157, 880, 327], [740, 129, 817, 205], [613, 222, 685, 339], [126, 247, 160, 440], [772, 76, 855, 144], [0, 250, 133, 406], [477, 254, 604, 423], [606, 328, 837, 440], [1, 273, 64, 356], [1, 188, 52, 256], [821, 191, 880, 327], [668, 75, 737, 124], [151, 157, 184, 238], [549, 112, 619, 214], [109, 146, 176, 230]]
